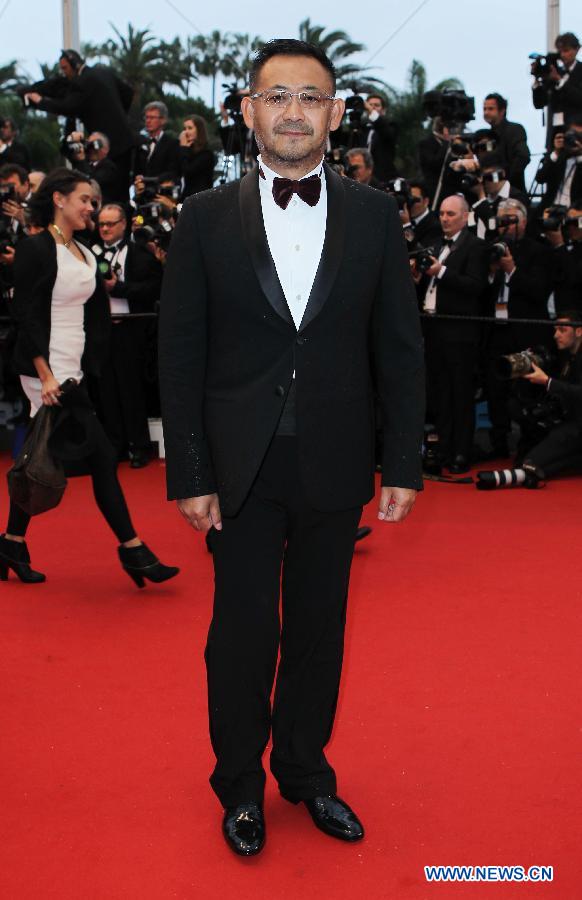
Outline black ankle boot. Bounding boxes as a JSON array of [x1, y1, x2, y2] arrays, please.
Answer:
[[117, 542, 179, 588], [0, 534, 46, 583]]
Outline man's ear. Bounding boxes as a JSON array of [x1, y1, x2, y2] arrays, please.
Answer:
[[241, 97, 254, 131]]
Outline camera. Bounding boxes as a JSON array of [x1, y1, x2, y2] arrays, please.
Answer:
[[529, 51, 564, 80], [0, 183, 17, 205], [222, 82, 244, 121], [519, 394, 564, 431], [133, 204, 175, 251], [344, 91, 365, 126], [497, 214, 520, 228], [541, 204, 568, 232], [490, 241, 509, 262], [409, 246, 436, 274], [85, 137, 105, 153], [385, 177, 416, 210], [422, 89, 475, 128], [472, 136, 497, 155], [495, 346, 552, 380], [564, 129, 582, 150]]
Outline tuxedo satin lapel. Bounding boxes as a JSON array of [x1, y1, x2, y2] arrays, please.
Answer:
[[445, 229, 469, 259], [238, 167, 294, 327], [299, 164, 346, 333]]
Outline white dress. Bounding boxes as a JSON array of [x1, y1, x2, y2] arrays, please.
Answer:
[[20, 242, 97, 416]]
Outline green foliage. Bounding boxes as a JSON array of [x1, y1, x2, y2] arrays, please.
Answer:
[[298, 19, 386, 92], [0, 95, 61, 171]]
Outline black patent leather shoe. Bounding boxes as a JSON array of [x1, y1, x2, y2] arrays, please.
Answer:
[[303, 795, 364, 842], [222, 802, 265, 856]]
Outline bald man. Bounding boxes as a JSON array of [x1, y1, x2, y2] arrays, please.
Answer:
[[414, 194, 488, 473]]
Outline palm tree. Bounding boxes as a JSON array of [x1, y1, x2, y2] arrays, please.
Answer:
[[298, 19, 385, 91], [222, 33, 264, 88], [0, 61, 25, 94], [191, 31, 233, 108], [381, 60, 464, 174]]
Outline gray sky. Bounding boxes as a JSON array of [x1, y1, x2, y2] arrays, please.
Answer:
[[3, 0, 582, 180]]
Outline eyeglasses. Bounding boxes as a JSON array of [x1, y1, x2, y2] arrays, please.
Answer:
[[99, 219, 123, 228], [250, 90, 335, 109]]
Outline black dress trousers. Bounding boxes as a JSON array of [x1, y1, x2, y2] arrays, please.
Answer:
[[205, 436, 362, 808]]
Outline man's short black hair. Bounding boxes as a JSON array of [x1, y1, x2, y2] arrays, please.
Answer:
[[479, 152, 505, 171], [556, 32, 580, 51], [248, 39, 336, 93], [409, 179, 430, 199], [0, 163, 29, 184], [485, 92, 507, 113]]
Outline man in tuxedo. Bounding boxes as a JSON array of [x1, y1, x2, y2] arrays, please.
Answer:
[[25, 50, 135, 187], [345, 147, 383, 188], [533, 32, 582, 148], [468, 152, 529, 241], [483, 199, 551, 458], [96, 203, 162, 467], [483, 94, 530, 193], [407, 180, 442, 248], [159, 39, 424, 856], [537, 117, 582, 210], [0, 118, 31, 172], [414, 195, 488, 472], [134, 102, 181, 184], [69, 132, 128, 205], [364, 94, 398, 182]]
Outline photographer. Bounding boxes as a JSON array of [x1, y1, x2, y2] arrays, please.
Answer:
[[179, 114, 215, 199], [404, 180, 442, 248], [66, 131, 128, 205], [0, 163, 31, 242], [344, 147, 383, 188], [95, 203, 163, 467], [537, 116, 582, 209], [414, 194, 488, 472], [469, 152, 529, 241], [363, 94, 398, 182], [482, 94, 530, 192], [477, 313, 582, 488], [547, 199, 582, 313], [483, 199, 551, 457], [533, 32, 582, 147], [24, 50, 135, 187], [134, 102, 181, 190], [0, 118, 31, 172]]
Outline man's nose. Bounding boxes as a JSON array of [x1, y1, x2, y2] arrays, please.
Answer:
[[283, 95, 305, 118]]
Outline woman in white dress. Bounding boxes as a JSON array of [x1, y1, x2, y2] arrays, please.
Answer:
[[0, 168, 179, 587]]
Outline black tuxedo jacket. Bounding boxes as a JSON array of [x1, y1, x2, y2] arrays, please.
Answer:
[[412, 210, 442, 248], [365, 116, 398, 181], [135, 133, 181, 181], [420, 228, 489, 343], [491, 119, 531, 192], [11, 230, 110, 377], [36, 66, 135, 158], [537, 152, 582, 209], [533, 60, 582, 144], [485, 236, 551, 346], [109, 242, 163, 313], [159, 165, 425, 514], [77, 157, 127, 204], [0, 140, 31, 172]]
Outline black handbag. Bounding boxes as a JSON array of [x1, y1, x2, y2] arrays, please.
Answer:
[[6, 379, 78, 516]]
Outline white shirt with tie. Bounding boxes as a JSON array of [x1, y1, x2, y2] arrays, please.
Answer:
[[257, 154, 326, 330], [423, 229, 462, 313]]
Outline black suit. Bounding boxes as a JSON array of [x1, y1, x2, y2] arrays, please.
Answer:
[[420, 228, 488, 461], [365, 115, 398, 181], [471, 185, 530, 241], [96, 241, 162, 456], [159, 165, 425, 806], [483, 237, 551, 450], [412, 210, 442, 248], [551, 241, 582, 313], [536, 151, 582, 209], [77, 157, 128, 205], [0, 140, 31, 172], [35, 65, 135, 160], [491, 119, 531, 192], [134, 132, 181, 181], [533, 59, 582, 147], [179, 147, 215, 198]]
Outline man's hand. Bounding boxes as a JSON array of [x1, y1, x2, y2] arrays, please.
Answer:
[[523, 362, 550, 386], [499, 248, 516, 275], [177, 493, 222, 532], [104, 274, 117, 293], [24, 92, 42, 105], [134, 175, 145, 196], [0, 246, 15, 266], [548, 64, 561, 83], [378, 486, 417, 523], [2, 199, 24, 225], [424, 257, 442, 277]]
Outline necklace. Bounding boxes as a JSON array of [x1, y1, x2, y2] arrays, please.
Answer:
[[51, 223, 73, 248]]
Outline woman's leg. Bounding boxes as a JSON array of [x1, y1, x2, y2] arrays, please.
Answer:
[[86, 422, 138, 544], [6, 501, 31, 539]]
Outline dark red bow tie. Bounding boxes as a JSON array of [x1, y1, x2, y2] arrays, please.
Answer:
[[272, 174, 321, 210]]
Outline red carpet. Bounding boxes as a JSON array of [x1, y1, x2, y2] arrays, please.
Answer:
[[1, 454, 581, 899]]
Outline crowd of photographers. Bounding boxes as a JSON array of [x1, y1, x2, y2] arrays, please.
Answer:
[[1, 33, 582, 486]]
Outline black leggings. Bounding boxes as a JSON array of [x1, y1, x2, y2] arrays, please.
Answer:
[[7, 416, 137, 543]]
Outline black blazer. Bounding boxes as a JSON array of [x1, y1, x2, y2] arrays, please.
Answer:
[[537, 152, 582, 209], [551, 241, 582, 313], [35, 65, 135, 158], [484, 236, 551, 346], [420, 228, 489, 343], [492, 118, 531, 192], [412, 210, 442, 248], [180, 147, 216, 198], [533, 59, 582, 144], [365, 116, 398, 181], [77, 157, 127, 204], [109, 242, 163, 313], [134, 132, 181, 181], [0, 140, 31, 171], [11, 231, 110, 377], [159, 166, 425, 513]]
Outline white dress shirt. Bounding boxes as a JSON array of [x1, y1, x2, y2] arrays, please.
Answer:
[[104, 241, 129, 315], [257, 154, 326, 330], [423, 230, 462, 313]]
